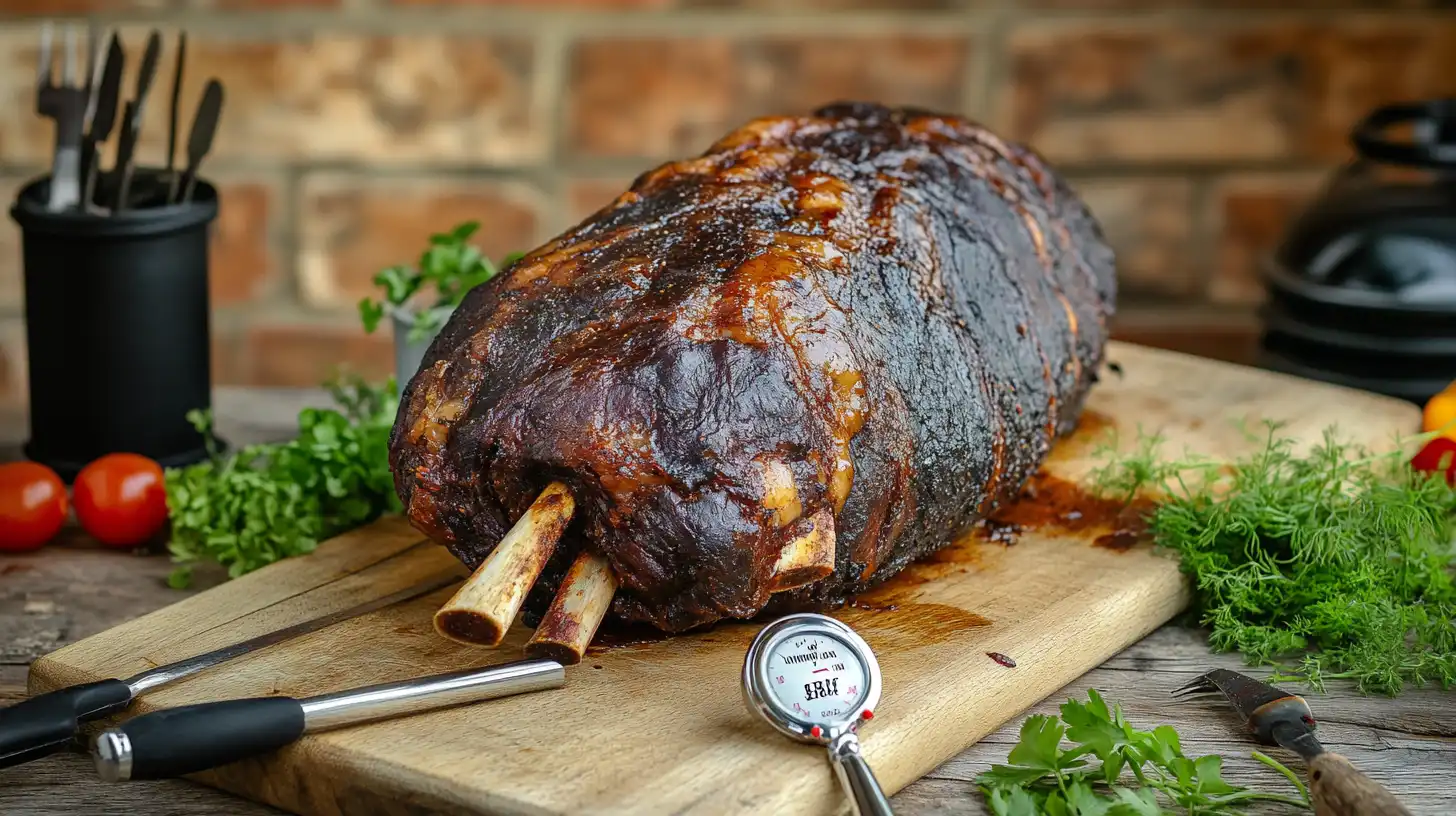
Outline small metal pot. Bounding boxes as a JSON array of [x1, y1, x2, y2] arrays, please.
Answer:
[[392, 305, 453, 384]]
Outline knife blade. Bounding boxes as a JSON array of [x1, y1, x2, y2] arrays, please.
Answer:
[[176, 78, 223, 204], [0, 571, 460, 770], [81, 32, 123, 210], [164, 31, 187, 203], [113, 28, 161, 212]]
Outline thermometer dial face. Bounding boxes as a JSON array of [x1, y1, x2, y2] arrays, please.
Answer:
[[763, 632, 870, 723], [744, 613, 882, 743]]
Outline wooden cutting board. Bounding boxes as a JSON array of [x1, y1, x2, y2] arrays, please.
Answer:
[[29, 343, 1421, 816]]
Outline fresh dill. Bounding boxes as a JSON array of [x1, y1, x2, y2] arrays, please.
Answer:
[[1087, 421, 1456, 696]]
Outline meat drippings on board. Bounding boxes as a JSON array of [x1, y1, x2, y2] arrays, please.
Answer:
[[986, 471, 1153, 549], [389, 101, 1116, 632]]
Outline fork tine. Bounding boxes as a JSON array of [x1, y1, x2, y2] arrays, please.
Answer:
[[37, 21, 53, 91], [1170, 672, 1220, 698]]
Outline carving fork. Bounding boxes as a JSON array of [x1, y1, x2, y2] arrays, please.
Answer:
[[1172, 669, 1412, 816]]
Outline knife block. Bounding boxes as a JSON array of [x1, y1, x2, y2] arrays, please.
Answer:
[[7, 170, 222, 481]]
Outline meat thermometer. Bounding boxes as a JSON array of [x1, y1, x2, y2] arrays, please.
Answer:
[[742, 613, 893, 816]]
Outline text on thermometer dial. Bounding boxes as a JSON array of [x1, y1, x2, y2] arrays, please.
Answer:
[[765, 632, 871, 722]]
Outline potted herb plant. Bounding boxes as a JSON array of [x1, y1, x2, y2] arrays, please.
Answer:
[[359, 221, 522, 383]]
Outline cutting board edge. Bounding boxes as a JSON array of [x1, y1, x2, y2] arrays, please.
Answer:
[[1104, 341, 1422, 418], [862, 561, 1194, 803], [192, 738, 563, 816], [24, 519, 439, 692]]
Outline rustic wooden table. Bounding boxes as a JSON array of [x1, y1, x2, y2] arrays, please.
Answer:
[[0, 388, 1452, 816]]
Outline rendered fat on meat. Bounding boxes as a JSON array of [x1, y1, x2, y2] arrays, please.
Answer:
[[388, 101, 1117, 633]]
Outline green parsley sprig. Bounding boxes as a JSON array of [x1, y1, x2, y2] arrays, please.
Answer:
[[978, 689, 1310, 815], [1087, 422, 1456, 696], [358, 220, 525, 343], [163, 373, 402, 588]]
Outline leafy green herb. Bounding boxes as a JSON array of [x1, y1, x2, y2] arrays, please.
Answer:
[[358, 220, 525, 343], [1088, 422, 1456, 696], [163, 373, 402, 588], [977, 689, 1310, 815]]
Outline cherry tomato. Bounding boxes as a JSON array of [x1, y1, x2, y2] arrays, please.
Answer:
[[1411, 437, 1456, 486], [0, 461, 68, 552], [73, 453, 169, 548]]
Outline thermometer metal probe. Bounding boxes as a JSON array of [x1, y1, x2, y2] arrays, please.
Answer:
[[743, 613, 893, 816]]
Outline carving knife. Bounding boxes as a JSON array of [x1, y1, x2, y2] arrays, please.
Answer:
[[80, 32, 124, 211], [0, 573, 460, 770], [92, 658, 566, 781]]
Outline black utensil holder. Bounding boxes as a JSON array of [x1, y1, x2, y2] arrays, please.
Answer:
[[9, 170, 220, 481]]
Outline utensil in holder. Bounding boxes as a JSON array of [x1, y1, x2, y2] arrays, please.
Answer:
[[8, 168, 221, 481]]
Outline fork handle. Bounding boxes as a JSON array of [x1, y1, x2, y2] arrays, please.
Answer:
[[1308, 752, 1412, 816]]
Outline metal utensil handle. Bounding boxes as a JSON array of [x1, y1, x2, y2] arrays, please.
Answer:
[[94, 658, 566, 782], [299, 658, 565, 731], [48, 142, 81, 210], [829, 733, 893, 816]]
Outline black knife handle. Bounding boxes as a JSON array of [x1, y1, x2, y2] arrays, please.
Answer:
[[0, 678, 133, 769], [96, 697, 305, 781]]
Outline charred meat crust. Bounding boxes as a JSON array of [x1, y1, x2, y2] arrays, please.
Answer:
[[388, 101, 1116, 632]]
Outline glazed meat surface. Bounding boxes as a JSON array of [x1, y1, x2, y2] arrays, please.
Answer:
[[389, 102, 1116, 632]]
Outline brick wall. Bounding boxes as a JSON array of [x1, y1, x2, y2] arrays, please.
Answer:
[[1, 2, 1454, 399]]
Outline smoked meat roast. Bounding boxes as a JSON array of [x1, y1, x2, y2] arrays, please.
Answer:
[[389, 101, 1117, 633]]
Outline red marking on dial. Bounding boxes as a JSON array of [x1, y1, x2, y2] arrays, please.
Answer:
[[812, 668, 829, 674]]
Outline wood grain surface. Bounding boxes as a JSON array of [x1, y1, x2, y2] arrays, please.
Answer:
[[4, 343, 1453, 815]]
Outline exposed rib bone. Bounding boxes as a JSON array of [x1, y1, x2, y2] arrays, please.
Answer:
[[768, 508, 836, 592], [524, 550, 619, 665], [434, 481, 575, 646]]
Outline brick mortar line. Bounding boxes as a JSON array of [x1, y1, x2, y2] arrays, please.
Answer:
[[277, 165, 305, 325], [0, 11, 991, 37], [995, 6, 1456, 24], [208, 161, 563, 180], [964, 0, 1011, 124], [1189, 174, 1219, 303], [537, 25, 572, 236], [214, 301, 375, 327], [209, 307, 253, 337], [2, 8, 1451, 34]]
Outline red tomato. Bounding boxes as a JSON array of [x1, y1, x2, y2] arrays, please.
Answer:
[[0, 461, 68, 552], [73, 453, 169, 548], [1411, 437, 1456, 486]]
